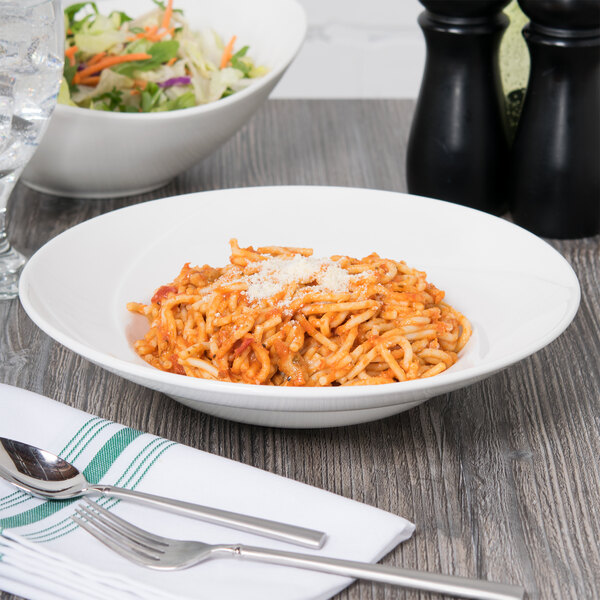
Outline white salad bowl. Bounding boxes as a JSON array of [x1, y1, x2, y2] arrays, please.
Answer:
[[22, 0, 306, 198], [18, 186, 581, 428]]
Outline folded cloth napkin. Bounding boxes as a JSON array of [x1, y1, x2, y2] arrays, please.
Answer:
[[0, 384, 415, 600]]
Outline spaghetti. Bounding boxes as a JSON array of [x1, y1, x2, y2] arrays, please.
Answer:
[[127, 240, 472, 386]]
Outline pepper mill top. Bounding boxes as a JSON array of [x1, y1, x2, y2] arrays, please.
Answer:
[[418, 0, 511, 22], [518, 0, 600, 35]]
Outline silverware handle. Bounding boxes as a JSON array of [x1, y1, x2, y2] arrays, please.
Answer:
[[88, 485, 325, 550], [232, 545, 524, 600]]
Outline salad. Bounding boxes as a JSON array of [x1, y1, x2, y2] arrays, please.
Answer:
[[60, 0, 267, 112]]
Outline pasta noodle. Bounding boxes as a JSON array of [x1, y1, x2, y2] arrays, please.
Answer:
[[127, 240, 472, 386]]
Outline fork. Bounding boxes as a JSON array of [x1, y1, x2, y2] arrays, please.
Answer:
[[72, 500, 524, 600]]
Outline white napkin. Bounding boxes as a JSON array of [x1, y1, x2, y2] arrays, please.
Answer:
[[0, 384, 415, 600]]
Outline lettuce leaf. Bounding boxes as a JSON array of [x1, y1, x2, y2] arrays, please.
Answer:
[[161, 91, 196, 111], [109, 11, 132, 27], [65, 2, 98, 33], [112, 41, 179, 77], [57, 78, 77, 106], [230, 46, 250, 76]]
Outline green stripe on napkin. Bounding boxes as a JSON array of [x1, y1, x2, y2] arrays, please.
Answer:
[[62, 417, 105, 460]]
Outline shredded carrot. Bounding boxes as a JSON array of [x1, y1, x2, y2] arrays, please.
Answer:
[[87, 52, 107, 67], [132, 23, 174, 43], [65, 45, 78, 67], [166, 57, 177, 66], [220, 35, 237, 69], [126, 13, 174, 44], [161, 0, 174, 31], [78, 76, 100, 86], [67, 28, 73, 35], [130, 89, 140, 96], [135, 25, 158, 42], [126, 32, 146, 41], [133, 79, 147, 90], [73, 53, 152, 83], [155, 26, 175, 41]]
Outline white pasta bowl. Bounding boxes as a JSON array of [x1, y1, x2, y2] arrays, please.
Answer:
[[21, 0, 306, 199], [19, 186, 581, 428]]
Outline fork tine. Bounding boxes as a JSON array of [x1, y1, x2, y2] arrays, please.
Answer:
[[71, 513, 160, 566], [75, 505, 164, 557], [82, 499, 170, 547]]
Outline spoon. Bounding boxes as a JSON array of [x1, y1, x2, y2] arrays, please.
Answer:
[[0, 437, 326, 549]]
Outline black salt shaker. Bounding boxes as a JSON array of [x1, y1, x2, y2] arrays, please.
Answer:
[[510, 0, 600, 239], [406, 0, 511, 215]]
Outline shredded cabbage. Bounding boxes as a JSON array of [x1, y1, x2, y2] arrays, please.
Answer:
[[74, 14, 127, 55]]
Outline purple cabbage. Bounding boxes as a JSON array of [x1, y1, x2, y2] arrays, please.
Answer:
[[157, 77, 192, 88]]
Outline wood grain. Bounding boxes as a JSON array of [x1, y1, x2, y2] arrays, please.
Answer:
[[1, 100, 599, 600]]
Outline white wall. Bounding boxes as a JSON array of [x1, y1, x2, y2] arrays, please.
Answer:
[[272, 0, 426, 99]]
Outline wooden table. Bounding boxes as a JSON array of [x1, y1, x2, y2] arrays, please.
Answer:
[[1, 100, 599, 600]]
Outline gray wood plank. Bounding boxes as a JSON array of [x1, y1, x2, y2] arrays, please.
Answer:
[[1, 100, 599, 600]]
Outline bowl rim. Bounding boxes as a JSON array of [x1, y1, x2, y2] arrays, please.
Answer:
[[56, 0, 307, 121], [18, 185, 582, 410]]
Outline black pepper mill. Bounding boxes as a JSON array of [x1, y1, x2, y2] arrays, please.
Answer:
[[406, 0, 511, 215], [510, 0, 600, 239]]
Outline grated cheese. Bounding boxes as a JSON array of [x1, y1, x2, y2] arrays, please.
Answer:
[[245, 255, 352, 302]]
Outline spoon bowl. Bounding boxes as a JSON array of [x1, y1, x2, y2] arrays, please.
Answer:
[[0, 437, 88, 499], [0, 437, 326, 549]]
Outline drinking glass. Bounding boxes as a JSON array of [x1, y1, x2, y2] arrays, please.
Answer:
[[0, 0, 63, 299]]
